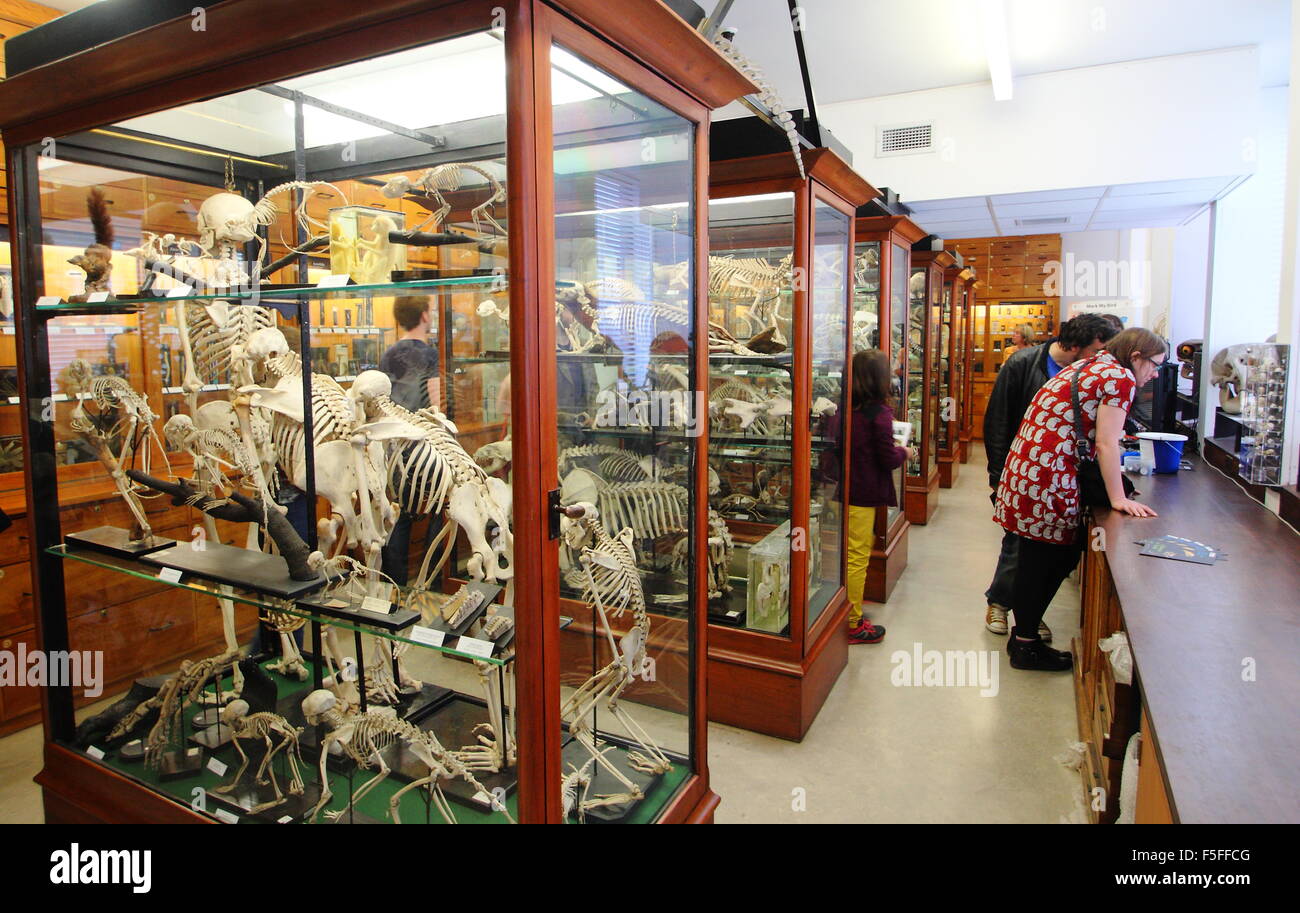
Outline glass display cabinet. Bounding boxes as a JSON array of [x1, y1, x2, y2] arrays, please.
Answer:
[[904, 248, 952, 525], [0, 0, 755, 824], [850, 214, 926, 602], [703, 148, 877, 741], [938, 259, 973, 489], [958, 270, 980, 465]]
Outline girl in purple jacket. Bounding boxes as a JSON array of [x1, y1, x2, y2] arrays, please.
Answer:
[[844, 350, 913, 644]]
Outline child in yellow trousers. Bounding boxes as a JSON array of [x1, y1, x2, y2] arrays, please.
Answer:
[[846, 506, 876, 628], [839, 351, 912, 644]]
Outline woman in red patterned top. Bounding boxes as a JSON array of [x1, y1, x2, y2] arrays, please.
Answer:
[[994, 328, 1166, 671]]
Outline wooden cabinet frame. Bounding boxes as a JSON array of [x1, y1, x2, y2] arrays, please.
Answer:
[[938, 261, 973, 488], [0, 0, 755, 825], [704, 150, 877, 740], [904, 249, 952, 525], [852, 215, 927, 600]]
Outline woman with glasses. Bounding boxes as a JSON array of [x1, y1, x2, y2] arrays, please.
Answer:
[[993, 328, 1166, 671]]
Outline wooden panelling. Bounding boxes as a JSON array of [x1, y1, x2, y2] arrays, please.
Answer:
[[0, 557, 32, 633], [0, 509, 29, 566], [1135, 709, 1174, 824]]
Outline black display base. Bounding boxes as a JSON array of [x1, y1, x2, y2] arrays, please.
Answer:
[[189, 722, 234, 750], [158, 747, 204, 781], [67, 526, 177, 558], [561, 737, 665, 823], [142, 542, 326, 598], [390, 267, 494, 280], [118, 739, 146, 763], [192, 708, 223, 729], [410, 694, 516, 813], [207, 780, 322, 821], [298, 591, 421, 633]]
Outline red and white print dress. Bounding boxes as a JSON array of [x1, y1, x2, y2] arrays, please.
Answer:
[[993, 352, 1136, 545]]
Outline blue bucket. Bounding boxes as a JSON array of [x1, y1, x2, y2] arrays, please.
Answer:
[[1136, 432, 1187, 473]]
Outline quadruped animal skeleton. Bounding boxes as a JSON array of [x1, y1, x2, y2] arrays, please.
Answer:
[[381, 163, 506, 238], [303, 690, 514, 824], [559, 503, 673, 813], [212, 701, 306, 813]]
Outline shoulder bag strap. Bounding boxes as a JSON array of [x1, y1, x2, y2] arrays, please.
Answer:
[[1069, 356, 1101, 460]]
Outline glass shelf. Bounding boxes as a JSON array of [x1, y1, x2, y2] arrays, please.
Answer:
[[34, 275, 500, 313], [48, 544, 506, 665]]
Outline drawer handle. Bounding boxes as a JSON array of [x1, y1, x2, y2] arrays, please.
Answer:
[[148, 621, 175, 633]]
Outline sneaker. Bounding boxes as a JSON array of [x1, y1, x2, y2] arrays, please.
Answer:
[[849, 620, 886, 644], [1007, 636, 1072, 671], [1038, 620, 1053, 642], [985, 604, 1009, 635]]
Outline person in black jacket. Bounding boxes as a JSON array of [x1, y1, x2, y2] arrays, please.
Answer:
[[981, 313, 1117, 637]]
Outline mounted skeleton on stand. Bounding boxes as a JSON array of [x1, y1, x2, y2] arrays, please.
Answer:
[[351, 373, 518, 769], [559, 503, 673, 817], [241, 330, 413, 705]]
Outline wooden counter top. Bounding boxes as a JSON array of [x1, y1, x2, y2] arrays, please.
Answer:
[[1094, 456, 1300, 823]]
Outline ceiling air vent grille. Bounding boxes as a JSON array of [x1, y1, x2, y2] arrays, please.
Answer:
[[1015, 216, 1071, 227], [877, 122, 934, 157]]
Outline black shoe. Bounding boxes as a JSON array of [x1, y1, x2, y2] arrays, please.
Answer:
[[1007, 636, 1072, 671]]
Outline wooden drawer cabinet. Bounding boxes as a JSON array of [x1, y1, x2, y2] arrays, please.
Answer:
[[0, 560, 34, 635], [991, 239, 1024, 255], [0, 511, 30, 567], [67, 589, 198, 688], [1027, 236, 1058, 254], [194, 595, 259, 644], [991, 267, 1025, 286], [1, 628, 41, 719], [990, 253, 1025, 269], [1027, 251, 1056, 268]]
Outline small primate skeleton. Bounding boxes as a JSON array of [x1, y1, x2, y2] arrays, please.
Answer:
[[559, 503, 673, 815], [64, 359, 171, 548], [303, 690, 514, 825], [212, 701, 306, 813]]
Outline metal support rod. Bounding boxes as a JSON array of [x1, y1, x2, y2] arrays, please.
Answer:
[[260, 85, 446, 149], [787, 0, 821, 147]]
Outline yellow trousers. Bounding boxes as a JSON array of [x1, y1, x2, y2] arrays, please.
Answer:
[[846, 505, 876, 627]]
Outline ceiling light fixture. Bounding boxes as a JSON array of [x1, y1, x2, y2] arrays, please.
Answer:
[[981, 0, 1013, 102]]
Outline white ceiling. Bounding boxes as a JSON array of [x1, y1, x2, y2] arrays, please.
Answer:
[[716, 0, 1289, 119], [906, 175, 1246, 239]]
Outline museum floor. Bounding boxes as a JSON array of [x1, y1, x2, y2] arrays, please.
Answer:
[[0, 445, 1085, 824]]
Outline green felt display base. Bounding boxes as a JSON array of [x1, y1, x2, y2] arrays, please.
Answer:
[[71, 657, 689, 823]]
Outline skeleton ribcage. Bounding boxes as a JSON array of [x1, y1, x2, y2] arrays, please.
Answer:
[[187, 302, 276, 384], [388, 438, 457, 516], [580, 535, 645, 618]]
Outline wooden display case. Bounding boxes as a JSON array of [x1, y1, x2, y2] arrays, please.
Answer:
[[903, 248, 951, 525], [851, 214, 927, 602], [957, 270, 980, 464], [937, 259, 972, 488], [0, 0, 756, 825], [702, 148, 877, 741]]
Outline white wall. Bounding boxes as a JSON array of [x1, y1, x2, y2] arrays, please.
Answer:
[[821, 48, 1261, 202], [1207, 84, 1290, 351]]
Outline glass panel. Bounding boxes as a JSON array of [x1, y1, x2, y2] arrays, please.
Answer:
[[708, 192, 795, 635], [21, 30, 519, 824], [890, 244, 909, 520], [852, 240, 881, 352], [928, 270, 941, 471], [808, 200, 849, 629], [551, 42, 695, 822], [937, 284, 951, 452], [907, 266, 926, 477]]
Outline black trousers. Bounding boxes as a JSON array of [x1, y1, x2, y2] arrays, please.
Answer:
[[985, 528, 1019, 607], [1009, 534, 1083, 639]]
